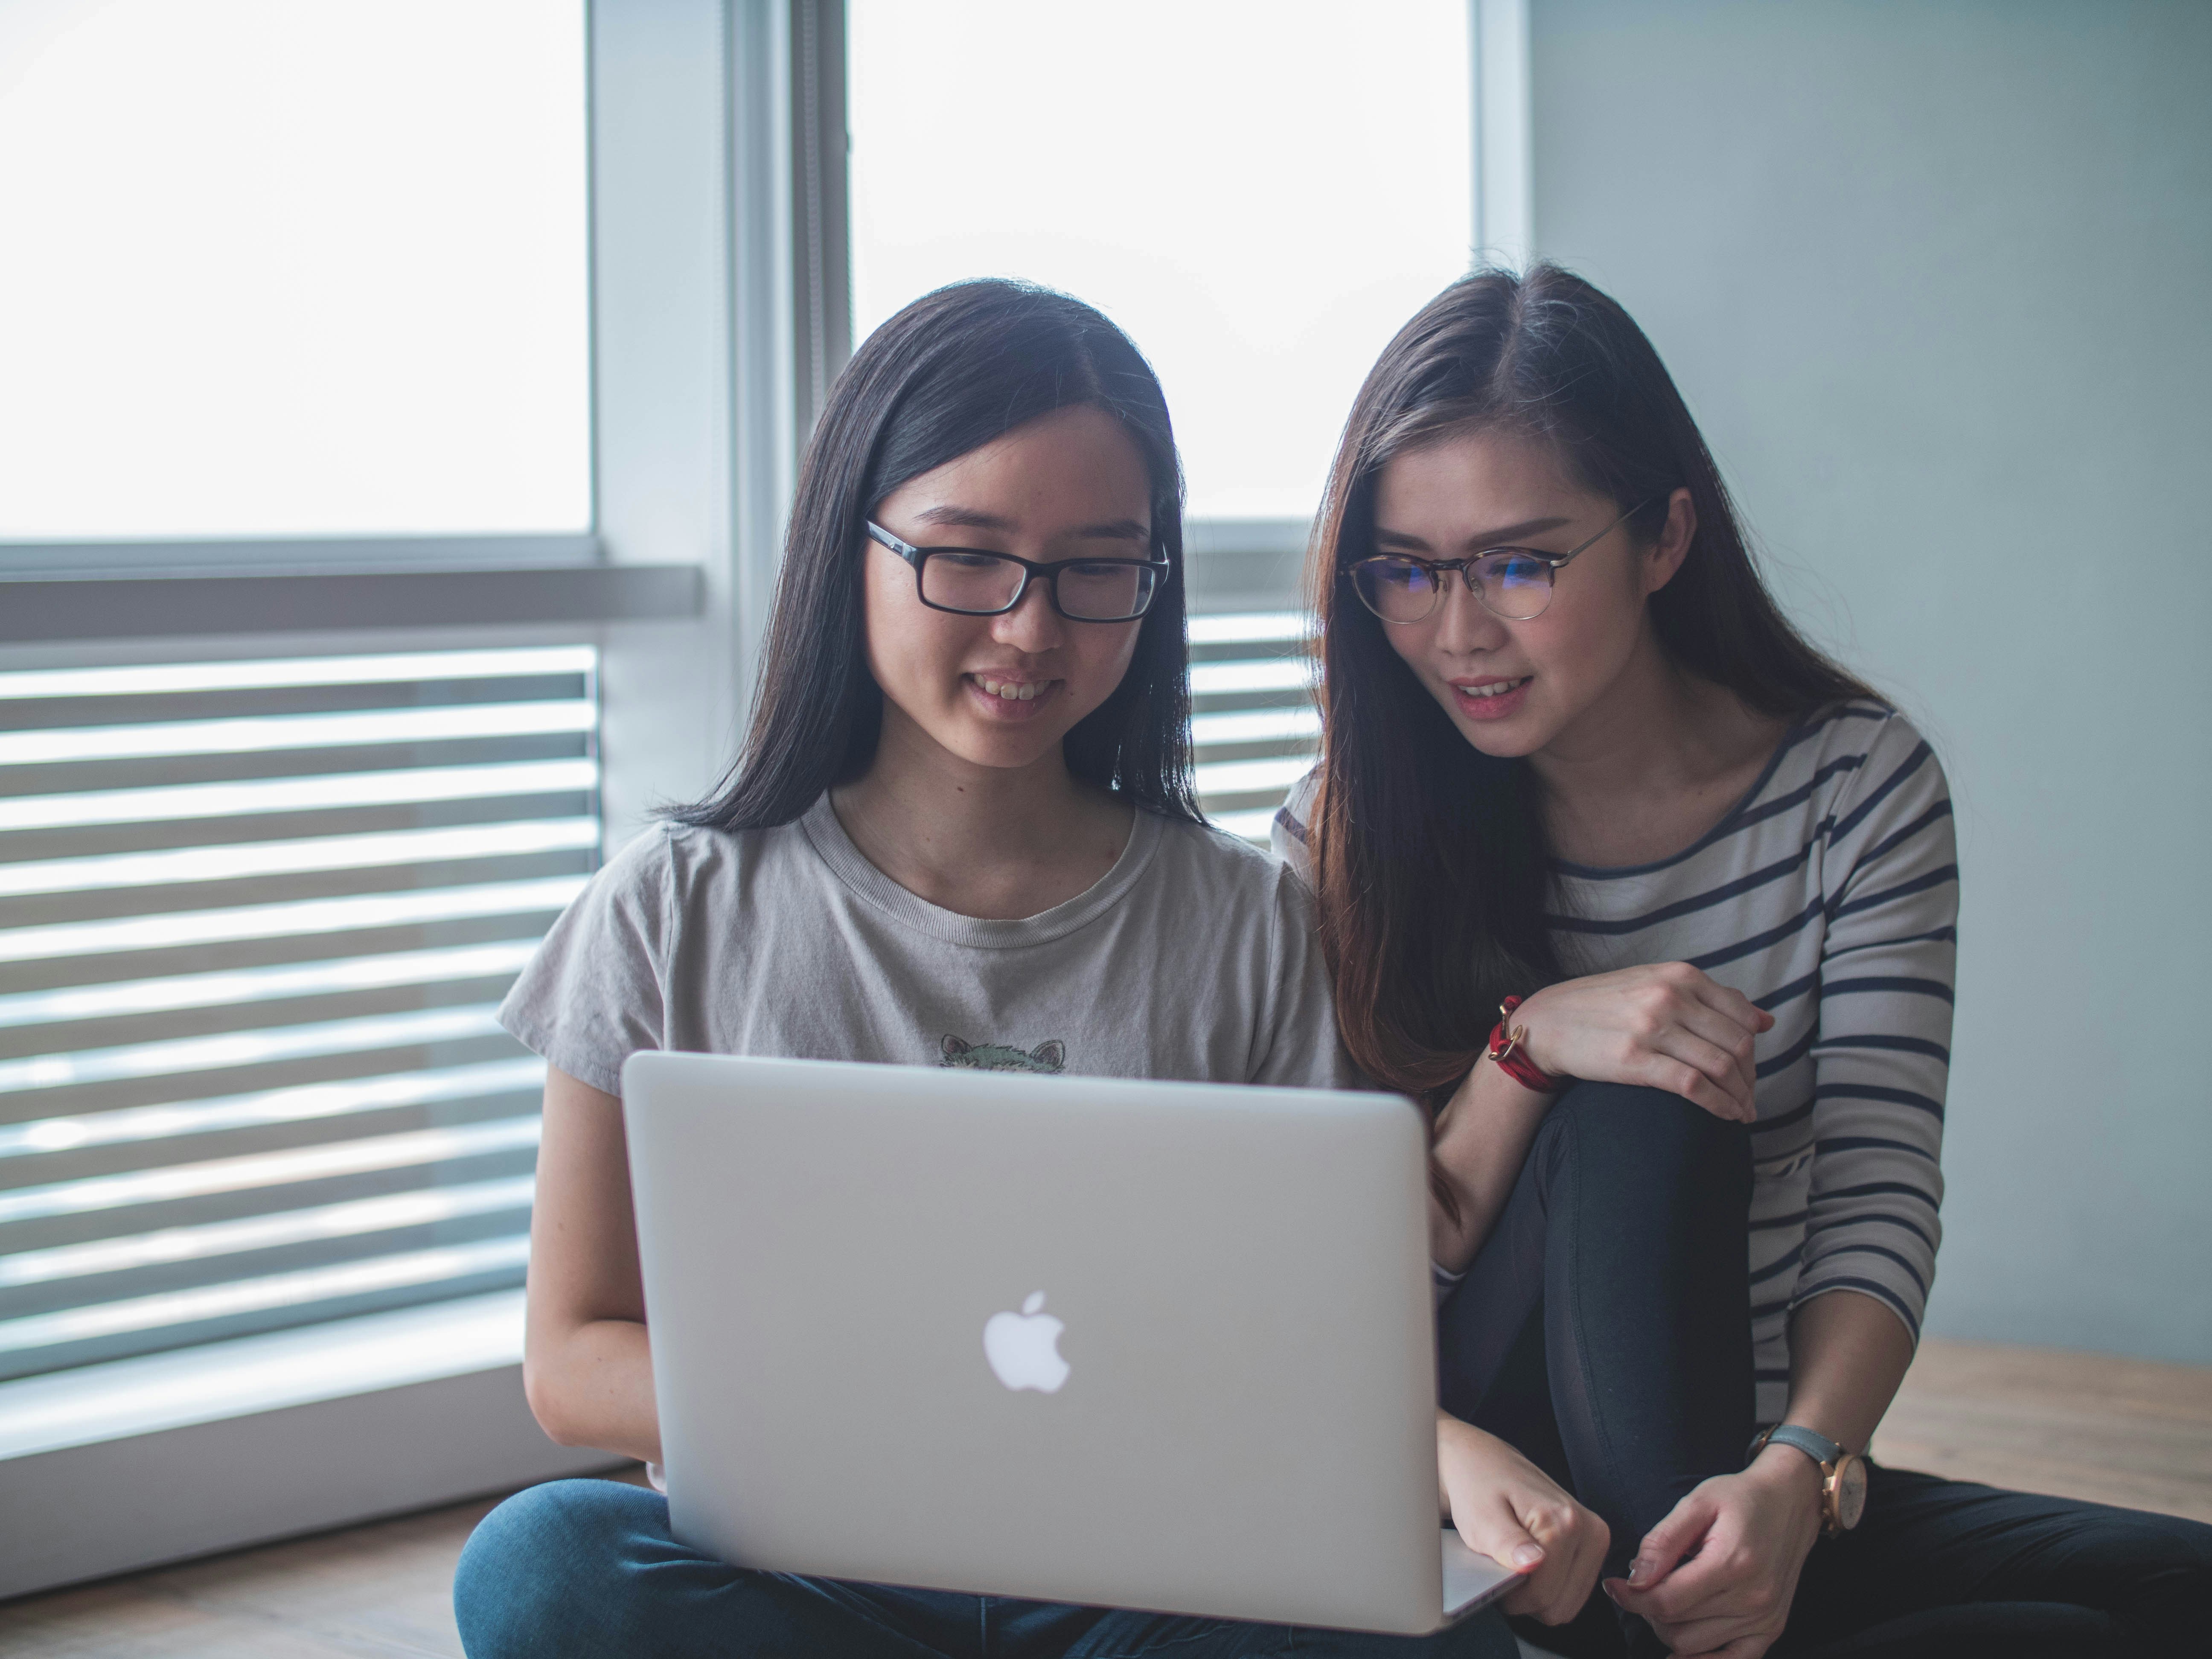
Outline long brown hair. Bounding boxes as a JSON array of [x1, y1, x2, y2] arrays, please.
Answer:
[[673, 279, 1200, 834], [1309, 264, 1871, 1106]]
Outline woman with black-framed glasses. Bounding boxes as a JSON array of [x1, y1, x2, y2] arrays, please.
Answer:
[[1276, 264, 2210, 1658], [449, 279, 1574, 1659]]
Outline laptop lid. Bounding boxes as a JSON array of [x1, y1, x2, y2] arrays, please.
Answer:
[[622, 1052, 1488, 1634]]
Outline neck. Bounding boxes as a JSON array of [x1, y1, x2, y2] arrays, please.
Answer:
[[830, 702, 1131, 919], [1525, 622, 1778, 856]]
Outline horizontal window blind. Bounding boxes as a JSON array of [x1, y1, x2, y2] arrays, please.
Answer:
[[0, 647, 597, 1382], [1188, 611, 1318, 842]]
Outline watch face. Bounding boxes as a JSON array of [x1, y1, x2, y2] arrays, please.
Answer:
[[1834, 1455, 1869, 1531]]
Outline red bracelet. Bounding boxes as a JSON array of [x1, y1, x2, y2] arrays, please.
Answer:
[[1486, 995, 1569, 1094]]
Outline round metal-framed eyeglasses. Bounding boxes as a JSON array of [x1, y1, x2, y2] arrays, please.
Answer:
[[867, 522, 1168, 623], [1345, 497, 1660, 625]]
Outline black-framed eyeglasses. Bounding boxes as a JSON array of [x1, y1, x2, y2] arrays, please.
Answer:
[[866, 522, 1169, 623], [1344, 496, 1662, 625]]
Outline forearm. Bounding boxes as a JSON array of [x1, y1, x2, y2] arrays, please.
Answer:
[[523, 1314, 662, 1465], [1778, 1288, 1916, 1452], [1429, 1060, 1552, 1272]]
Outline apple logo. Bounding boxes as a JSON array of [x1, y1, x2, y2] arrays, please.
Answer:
[[983, 1291, 1070, 1393]]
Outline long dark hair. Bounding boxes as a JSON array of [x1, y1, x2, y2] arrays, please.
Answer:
[[1311, 264, 1872, 1104], [672, 279, 1200, 832]]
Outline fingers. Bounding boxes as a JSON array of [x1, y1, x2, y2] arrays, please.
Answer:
[[1667, 961, 1771, 1033], [1671, 1000, 1764, 1101], [1456, 1490, 1549, 1579], [1610, 1543, 1743, 1624], [1630, 1490, 1718, 1590], [1501, 1496, 1608, 1627], [1646, 1028, 1758, 1121], [1633, 1048, 1750, 1123]]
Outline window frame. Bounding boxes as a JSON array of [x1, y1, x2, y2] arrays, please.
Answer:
[[0, 0, 1524, 1594], [0, 0, 844, 1597]]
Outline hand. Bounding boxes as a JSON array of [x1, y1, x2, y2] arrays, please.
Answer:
[[1516, 963, 1774, 1123], [1437, 1412, 1610, 1627], [1603, 1446, 1823, 1657]]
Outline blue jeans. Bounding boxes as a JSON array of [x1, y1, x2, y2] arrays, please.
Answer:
[[452, 1477, 1520, 1659]]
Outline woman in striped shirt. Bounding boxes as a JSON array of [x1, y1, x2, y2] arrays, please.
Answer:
[[1275, 265, 2208, 1657]]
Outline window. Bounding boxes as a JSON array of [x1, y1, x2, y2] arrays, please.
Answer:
[[0, 0, 592, 547], [0, 0, 605, 1389], [0, 0, 769, 1592], [0, 647, 597, 1381], [848, 0, 1473, 523], [849, 0, 1476, 835]]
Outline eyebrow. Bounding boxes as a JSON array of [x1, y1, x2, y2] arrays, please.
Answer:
[[910, 505, 1150, 542], [1372, 515, 1572, 555]]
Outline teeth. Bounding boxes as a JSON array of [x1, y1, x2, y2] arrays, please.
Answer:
[[1463, 678, 1527, 699], [976, 676, 1041, 701]]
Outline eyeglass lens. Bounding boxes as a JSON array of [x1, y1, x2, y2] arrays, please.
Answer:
[[1353, 551, 1556, 623], [921, 551, 1158, 620]]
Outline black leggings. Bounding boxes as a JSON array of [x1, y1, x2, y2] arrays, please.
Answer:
[[1437, 1080, 2212, 1658]]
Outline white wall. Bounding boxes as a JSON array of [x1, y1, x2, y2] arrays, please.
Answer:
[[1529, 0, 2212, 1363]]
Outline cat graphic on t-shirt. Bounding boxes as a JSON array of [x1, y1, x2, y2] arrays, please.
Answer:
[[939, 1034, 1065, 1073]]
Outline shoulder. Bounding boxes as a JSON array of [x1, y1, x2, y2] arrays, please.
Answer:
[[600, 815, 805, 922], [1788, 704, 1956, 907], [1778, 699, 1941, 784], [1149, 810, 1318, 926], [1801, 702, 1950, 824], [1153, 809, 1293, 886], [1750, 701, 1944, 831]]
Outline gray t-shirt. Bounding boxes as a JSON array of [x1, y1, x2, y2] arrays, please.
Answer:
[[499, 792, 1352, 1094]]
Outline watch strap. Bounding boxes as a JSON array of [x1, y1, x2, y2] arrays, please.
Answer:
[[1761, 1423, 1846, 1469]]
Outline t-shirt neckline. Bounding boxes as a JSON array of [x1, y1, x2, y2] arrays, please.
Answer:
[[798, 790, 1165, 948]]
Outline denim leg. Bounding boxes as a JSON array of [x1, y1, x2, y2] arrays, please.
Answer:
[[1778, 1464, 2212, 1658], [1438, 1082, 1755, 1574], [452, 1478, 980, 1659], [453, 1481, 1527, 1659], [1055, 1606, 1519, 1658]]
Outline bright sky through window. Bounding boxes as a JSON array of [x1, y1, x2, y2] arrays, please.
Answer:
[[0, 0, 592, 542], [848, 1, 1474, 523]]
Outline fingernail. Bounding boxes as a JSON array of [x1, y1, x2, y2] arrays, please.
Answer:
[[1627, 1558, 1650, 1585], [1512, 1543, 1545, 1569], [1602, 1580, 1624, 1605]]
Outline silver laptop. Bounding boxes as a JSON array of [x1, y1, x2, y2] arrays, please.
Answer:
[[621, 1051, 1516, 1635]]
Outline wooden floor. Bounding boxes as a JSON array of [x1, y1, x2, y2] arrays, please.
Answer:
[[2, 1339, 2206, 1658]]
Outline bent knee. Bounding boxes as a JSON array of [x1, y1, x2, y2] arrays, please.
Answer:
[[1551, 1078, 1735, 1145], [454, 1479, 658, 1658], [1543, 1079, 1749, 1188]]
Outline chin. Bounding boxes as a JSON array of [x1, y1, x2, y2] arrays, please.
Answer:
[[939, 715, 1083, 771], [1438, 696, 1553, 759]]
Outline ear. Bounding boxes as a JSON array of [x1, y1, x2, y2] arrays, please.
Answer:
[[941, 1035, 970, 1059], [1643, 486, 1697, 596], [1031, 1040, 1066, 1070]]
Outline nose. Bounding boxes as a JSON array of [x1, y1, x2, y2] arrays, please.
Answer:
[[990, 571, 1067, 653], [1430, 571, 1508, 655]]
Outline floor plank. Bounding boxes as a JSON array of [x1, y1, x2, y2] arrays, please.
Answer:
[[2, 1340, 2206, 1656], [0, 1495, 503, 1659], [1871, 1337, 2212, 1523]]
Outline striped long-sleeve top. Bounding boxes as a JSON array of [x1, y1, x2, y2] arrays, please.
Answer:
[[1273, 702, 1956, 1425]]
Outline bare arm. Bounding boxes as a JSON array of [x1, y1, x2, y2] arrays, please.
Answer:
[[522, 1065, 661, 1463], [1437, 1410, 1610, 1628], [1780, 1287, 1915, 1452], [1427, 958, 1775, 1271], [1428, 1061, 1552, 1272]]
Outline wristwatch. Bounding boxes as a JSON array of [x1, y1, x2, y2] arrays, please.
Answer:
[[1750, 1423, 1867, 1535]]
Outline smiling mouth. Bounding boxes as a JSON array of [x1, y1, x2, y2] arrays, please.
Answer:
[[967, 672, 1053, 703], [1452, 677, 1530, 700]]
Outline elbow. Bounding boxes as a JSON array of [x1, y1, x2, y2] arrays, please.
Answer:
[[521, 1352, 585, 1447]]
